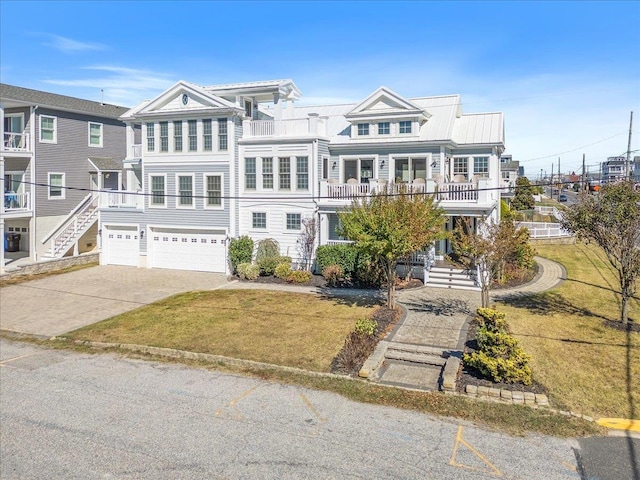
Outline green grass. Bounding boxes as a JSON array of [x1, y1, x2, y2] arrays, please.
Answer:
[[498, 243, 639, 420], [65, 289, 375, 372]]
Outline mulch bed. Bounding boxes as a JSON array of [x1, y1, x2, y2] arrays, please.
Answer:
[[236, 273, 425, 291], [457, 319, 548, 395]]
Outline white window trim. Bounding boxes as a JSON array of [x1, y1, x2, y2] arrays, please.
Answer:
[[88, 122, 103, 148], [40, 115, 57, 144], [338, 154, 379, 183], [398, 119, 414, 136], [390, 153, 433, 182], [48, 172, 65, 199], [250, 211, 268, 231], [284, 211, 303, 233], [203, 173, 224, 210], [259, 157, 275, 191], [148, 173, 167, 209], [176, 173, 196, 209]]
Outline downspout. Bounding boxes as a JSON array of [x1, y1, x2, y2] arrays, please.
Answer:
[[30, 105, 38, 261]]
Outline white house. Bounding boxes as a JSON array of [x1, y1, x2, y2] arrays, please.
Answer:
[[99, 79, 505, 275]]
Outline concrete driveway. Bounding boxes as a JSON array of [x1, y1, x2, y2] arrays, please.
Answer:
[[0, 265, 230, 337]]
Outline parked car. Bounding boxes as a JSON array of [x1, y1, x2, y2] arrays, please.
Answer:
[[559, 194, 568, 202]]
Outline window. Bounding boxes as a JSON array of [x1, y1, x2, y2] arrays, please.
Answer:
[[279, 157, 291, 190], [454, 157, 469, 179], [357, 123, 369, 136], [394, 157, 426, 182], [252, 212, 267, 229], [40, 115, 57, 143], [203, 119, 212, 151], [245, 158, 256, 190], [262, 157, 273, 189], [399, 121, 412, 134], [344, 158, 374, 183], [205, 175, 222, 207], [159, 122, 168, 152], [150, 175, 165, 206], [474, 156, 489, 178], [174, 121, 183, 152], [244, 100, 253, 118], [218, 118, 228, 150], [48, 173, 64, 199], [146, 123, 155, 152], [177, 175, 194, 207], [297, 156, 308, 190], [88, 122, 103, 147], [188, 120, 197, 151], [322, 157, 329, 180], [378, 122, 390, 135], [286, 213, 301, 231]]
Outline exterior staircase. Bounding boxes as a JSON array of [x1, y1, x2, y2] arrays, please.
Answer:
[[425, 263, 480, 291], [41, 194, 99, 259]]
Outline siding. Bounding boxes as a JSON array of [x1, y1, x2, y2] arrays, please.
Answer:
[[34, 107, 126, 217]]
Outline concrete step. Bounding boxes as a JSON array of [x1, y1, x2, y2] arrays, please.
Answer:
[[424, 282, 481, 291], [385, 350, 447, 366], [429, 272, 476, 283], [386, 342, 447, 358], [430, 266, 470, 275]]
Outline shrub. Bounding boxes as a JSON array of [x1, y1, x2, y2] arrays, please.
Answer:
[[322, 264, 344, 286], [354, 318, 377, 337], [229, 236, 254, 273], [255, 238, 280, 262], [464, 308, 532, 385], [316, 244, 357, 275], [353, 254, 385, 287], [274, 262, 292, 280], [258, 255, 291, 276], [237, 262, 259, 281], [287, 270, 311, 283]]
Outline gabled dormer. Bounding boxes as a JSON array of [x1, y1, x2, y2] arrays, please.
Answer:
[[345, 86, 431, 139]]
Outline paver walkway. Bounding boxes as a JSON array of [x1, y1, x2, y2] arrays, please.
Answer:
[[373, 256, 565, 391]]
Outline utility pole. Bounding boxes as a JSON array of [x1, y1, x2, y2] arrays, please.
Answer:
[[582, 153, 586, 191], [626, 111, 633, 180], [557, 157, 561, 200], [551, 162, 554, 197]]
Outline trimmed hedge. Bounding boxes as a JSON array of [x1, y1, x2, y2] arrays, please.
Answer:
[[229, 236, 254, 273]]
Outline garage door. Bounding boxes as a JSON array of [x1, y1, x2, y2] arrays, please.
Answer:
[[103, 226, 139, 266], [149, 228, 226, 273]]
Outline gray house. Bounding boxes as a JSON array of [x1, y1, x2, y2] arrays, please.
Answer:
[[1, 84, 128, 269]]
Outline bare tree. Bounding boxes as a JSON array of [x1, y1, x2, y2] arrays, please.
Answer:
[[297, 217, 317, 271], [561, 181, 640, 325]]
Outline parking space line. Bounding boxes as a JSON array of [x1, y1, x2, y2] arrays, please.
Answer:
[[0, 353, 37, 367], [449, 425, 503, 477], [299, 393, 327, 423], [214, 385, 259, 419]]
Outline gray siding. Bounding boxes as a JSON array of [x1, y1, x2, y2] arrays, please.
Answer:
[[34, 107, 126, 217]]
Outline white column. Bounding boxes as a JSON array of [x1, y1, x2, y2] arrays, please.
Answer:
[[1, 105, 6, 272]]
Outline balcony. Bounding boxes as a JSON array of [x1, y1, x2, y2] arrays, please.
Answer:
[[242, 116, 327, 139], [3, 192, 31, 217], [319, 178, 495, 209], [2, 132, 31, 153], [98, 190, 144, 209]]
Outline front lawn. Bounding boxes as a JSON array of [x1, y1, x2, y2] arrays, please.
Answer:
[[498, 243, 639, 419], [65, 289, 376, 372]]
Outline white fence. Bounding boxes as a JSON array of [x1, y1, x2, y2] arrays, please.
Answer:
[[517, 222, 572, 238]]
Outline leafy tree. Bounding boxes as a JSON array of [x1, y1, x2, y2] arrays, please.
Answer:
[[561, 181, 640, 325], [452, 218, 535, 307], [510, 177, 535, 211], [338, 185, 446, 309]]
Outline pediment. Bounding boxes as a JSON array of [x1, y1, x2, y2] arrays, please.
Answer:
[[346, 86, 428, 118], [139, 81, 238, 115]]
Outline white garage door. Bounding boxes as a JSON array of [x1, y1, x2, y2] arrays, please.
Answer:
[[103, 226, 139, 267], [149, 228, 226, 273]]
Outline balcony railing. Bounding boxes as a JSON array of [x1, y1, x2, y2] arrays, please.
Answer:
[[4, 192, 30, 211], [243, 116, 327, 139], [320, 179, 491, 205], [3, 132, 30, 152], [98, 190, 144, 209]]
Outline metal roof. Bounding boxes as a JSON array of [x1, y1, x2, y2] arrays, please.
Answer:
[[452, 112, 504, 145], [0, 83, 129, 119]]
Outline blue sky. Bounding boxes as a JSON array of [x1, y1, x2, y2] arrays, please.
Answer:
[[1, 0, 639, 177]]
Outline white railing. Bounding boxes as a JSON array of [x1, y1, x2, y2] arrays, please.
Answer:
[[99, 190, 143, 209], [534, 205, 563, 220], [327, 182, 372, 199], [326, 239, 354, 246], [48, 196, 99, 257], [130, 144, 142, 158], [3, 132, 30, 151], [435, 182, 478, 201], [243, 117, 327, 138], [4, 192, 30, 210], [517, 222, 572, 238]]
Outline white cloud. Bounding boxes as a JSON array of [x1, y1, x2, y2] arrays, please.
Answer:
[[43, 34, 108, 53], [43, 65, 176, 106]]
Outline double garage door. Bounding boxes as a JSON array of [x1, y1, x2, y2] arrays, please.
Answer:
[[103, 226, 226, 273], [148, 228, 226, 273]]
